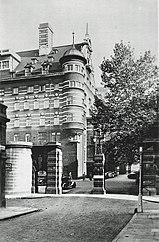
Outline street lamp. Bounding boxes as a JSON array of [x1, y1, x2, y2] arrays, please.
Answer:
[[138, 146, 143, 213], [93, 125, 106, 155], [93, 136, 97, 155]]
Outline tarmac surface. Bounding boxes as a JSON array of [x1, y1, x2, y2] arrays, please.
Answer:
[[1, 178, 159, 241]]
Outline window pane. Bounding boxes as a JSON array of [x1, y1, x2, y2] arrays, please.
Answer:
[[14, 134, 19, 141], [14, 119, 19, 127], [67, 96, 73, 105], [44, 99, 49, 109], [26, 118, 31, 126], [25, 134, 31, 142], [14, 102, 20, 110], [27, 86, 34, 93], [24, 101, 29, 110], [2, 61, 9, 69], [40, 118, 45, 126], [67, 113, 73, 121], [54, 99, 59, 108], [39, 85, 45, 92], [13, 88, 18, 94], [34, 101, 39, 109], [68, 65, 73, 71], [51, 132, 56, 142], [56, 132, 61, 142], [54, 117, 59, 125], [54, 84, 59, 90]]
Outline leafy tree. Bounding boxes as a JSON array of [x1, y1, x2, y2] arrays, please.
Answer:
[[92, 41, 158, 168]]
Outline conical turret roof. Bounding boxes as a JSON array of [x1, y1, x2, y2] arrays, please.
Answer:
[[60, 32, 87, 65], [60, 45, 87, 65]]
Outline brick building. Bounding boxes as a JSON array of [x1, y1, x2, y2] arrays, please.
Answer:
[[0, 103, 9, 206], [0, 23, 95, 178]]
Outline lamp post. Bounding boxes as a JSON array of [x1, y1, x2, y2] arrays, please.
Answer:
[[93, 125, 106, 155], [138, 146, 143, 213], [93, 136, 97, 155]]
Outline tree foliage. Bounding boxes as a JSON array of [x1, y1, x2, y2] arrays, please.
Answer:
[[92, 41, 158, 166]]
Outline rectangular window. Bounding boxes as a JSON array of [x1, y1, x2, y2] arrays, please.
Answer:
[[13, 87, 18, 95], [24, 101, 29, 110], [14, 134, 19, 141], [40, 117, 45, 126], [0, 89, 4, 96], [14, 119, 19, 127], [51, 132, 56, 142], [54, 99, 59, 108], [0, 62, 1, 69], [25, 133, 31, 142], [34, 100, 39, 109], [27, 86, 34, 93], [67, 65, 73, 71], [67, 113, 73, 121], [67, 96, 73, 105], [54, 117, 59, 125], [39, 85, 45, 92], [2, 61, 9, 69], [38, 132, 47, 144], [56, 132, 61, 142], [44, 99, 49, 109], [70, 81, 75, 87], [26, 118, 31, 127], [75, 65, 80, 71], [54, 83, 59, 90], [14, 102, 20, 111]]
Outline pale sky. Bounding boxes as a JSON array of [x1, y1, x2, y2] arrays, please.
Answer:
[[0, 0, 158, 86]]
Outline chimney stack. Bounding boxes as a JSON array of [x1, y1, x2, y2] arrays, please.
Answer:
[[38, 23, 53, 56]]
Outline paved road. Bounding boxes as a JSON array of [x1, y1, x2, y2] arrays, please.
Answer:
[[2, 197, 136, 242], [67, 175, 138, 195], [105, 174, 138, 195]]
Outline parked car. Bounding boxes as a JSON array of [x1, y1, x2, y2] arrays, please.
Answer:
[[38, 177, 46, 186], [105, 171, 116, 179], [62, 175, 76, 190], [127, 171, 139, 180]]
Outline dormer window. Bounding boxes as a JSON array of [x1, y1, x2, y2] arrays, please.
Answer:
[[2, 61, 9, 69], [52, 49, 58, 54], [24, 63, 34, 76], [48, 54, 54, 62], [41, 60, 50, 74], [31, 57, 38, 65]]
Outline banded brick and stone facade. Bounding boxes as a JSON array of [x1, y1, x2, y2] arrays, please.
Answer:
[[0, 103, 9, 206], [0, 23, 95, 179]]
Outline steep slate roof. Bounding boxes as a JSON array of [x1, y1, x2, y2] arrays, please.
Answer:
[[15, 43, 85, 75]]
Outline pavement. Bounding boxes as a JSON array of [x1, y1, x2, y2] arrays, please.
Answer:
[[1, 181, 159, 241], [112, 210, 159, 242], [0, 206, 40, 221]]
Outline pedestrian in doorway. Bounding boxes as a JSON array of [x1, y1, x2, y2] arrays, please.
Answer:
[[69, 172, 72, 179]]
